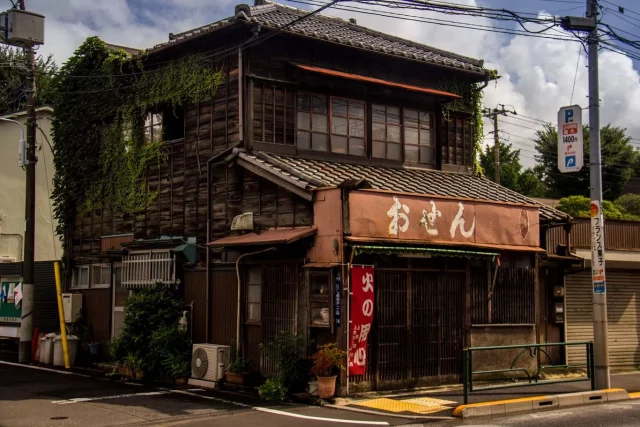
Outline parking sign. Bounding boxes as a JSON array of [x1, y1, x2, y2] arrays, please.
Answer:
[[558, 105, 583, 173]]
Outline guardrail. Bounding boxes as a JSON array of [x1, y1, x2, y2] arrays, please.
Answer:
[[463, 341, 595, 404]]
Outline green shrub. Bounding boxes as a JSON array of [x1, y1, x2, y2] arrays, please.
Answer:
[[258, 377, 287, 401], [110, 286, 190, 380], [260, 331, 308, 394]]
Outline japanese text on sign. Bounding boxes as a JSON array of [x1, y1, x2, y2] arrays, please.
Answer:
[[590, 201, 606, 294], [557, 106, 584, 173], [349, 266, 374, 376], [389, 198, 476, 239]]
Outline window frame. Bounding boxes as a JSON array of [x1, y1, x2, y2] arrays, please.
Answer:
[[308, 270, 332, 329], [245, 266, 262, 325], [403, 108, 436, 166], [71, 264, 111, 290], [296, 92, 367, 156]]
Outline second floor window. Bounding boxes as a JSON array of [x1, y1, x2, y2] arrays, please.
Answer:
[[296, 93, 366, 156], [373, 104, 435, 165]]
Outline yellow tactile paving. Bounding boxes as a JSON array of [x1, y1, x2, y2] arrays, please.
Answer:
[[351, 397, 456, 415], [629, 392, 640, 399]]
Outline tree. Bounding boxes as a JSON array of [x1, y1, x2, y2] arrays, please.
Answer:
[[557, 195, 624, 220], [534, 124, 638, 200], [615, 194, 640, 219], [517, 168, 546, 197], [479, 142, 547, 197], [0, 46, 57, 114], [480, 142, 523, 191]]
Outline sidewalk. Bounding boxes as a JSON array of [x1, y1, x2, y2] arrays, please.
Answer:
[[335, 371, 640, 418]]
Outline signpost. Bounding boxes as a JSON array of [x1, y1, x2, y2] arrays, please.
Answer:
[[557, 105, 584, 173]]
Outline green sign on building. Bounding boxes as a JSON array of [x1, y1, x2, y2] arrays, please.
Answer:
[[0, 278, 22, 324]]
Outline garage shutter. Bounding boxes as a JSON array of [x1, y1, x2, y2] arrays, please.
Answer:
[[566, 270, 640, 367]]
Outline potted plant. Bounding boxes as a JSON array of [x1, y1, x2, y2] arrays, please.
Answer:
[[225, 357, 250, 385], [162, 351, 191, 385], [310, 343, 346, 399], [120, 353, 144, 380]]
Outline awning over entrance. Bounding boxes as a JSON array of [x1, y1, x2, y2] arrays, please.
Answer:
[[294, 63, 462, 99], [346, 236, 546, 254], [208, 226, 317, 247], [350, 243, 499, 259]]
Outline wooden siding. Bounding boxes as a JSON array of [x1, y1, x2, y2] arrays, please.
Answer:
[[77, 288, 111, 355], [70, 55, 240, 261], [547, 219, 640, 255], [210, 266, 237, 346], [183, 269, 207, 344], [101, 234, 134, 252]]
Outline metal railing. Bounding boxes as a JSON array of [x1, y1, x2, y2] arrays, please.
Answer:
[[463, 341, 595, 404]]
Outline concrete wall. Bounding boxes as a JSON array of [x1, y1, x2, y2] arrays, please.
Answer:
[[0, 108, 62, 262], [470, 325, 537, 380]]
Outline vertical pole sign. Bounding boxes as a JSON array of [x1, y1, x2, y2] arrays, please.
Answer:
[[349, 266, 374, 376], [334, 272, 341, 328], [557, 105, 583, 173], [590, 202, 606, 294]]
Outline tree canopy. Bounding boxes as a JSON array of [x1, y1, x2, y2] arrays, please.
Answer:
[[533, 124, 638, 200], [0, 46, 57, 114], [479, 142, 546, 197]]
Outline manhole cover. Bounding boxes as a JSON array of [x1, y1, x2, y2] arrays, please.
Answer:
[[50, 417, 68, 420]]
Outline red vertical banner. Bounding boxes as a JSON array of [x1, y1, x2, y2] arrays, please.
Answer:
[[349, 266, 374, 376]]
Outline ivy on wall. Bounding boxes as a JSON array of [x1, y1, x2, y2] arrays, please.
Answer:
[[440, 72, 497, 176], [51, 37, 224, 253]]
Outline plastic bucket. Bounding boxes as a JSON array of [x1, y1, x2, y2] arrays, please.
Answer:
[[53, 335, 79, 367], [43, 333, 56, 365]]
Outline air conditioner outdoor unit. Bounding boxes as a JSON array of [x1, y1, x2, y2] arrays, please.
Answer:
[[191, 344, 230, 383], [230, 212, 254, 231]]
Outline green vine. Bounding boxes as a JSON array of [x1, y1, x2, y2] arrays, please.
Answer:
[[440, 75, 496, 176], [51, 37, 224, 252]]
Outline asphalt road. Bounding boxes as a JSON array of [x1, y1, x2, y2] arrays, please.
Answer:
[[0, 362, 402, 427], [2, 361, 639, 427]]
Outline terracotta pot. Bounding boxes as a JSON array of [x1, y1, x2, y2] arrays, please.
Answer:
[[316, 376, 337, 399], [225, 371, 245, 385], [175, 376, 188, 385]]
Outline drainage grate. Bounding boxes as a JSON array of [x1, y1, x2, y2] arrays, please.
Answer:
[[50, 417, 68, 420]]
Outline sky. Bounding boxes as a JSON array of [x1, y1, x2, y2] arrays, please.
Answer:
[[21, 0, 640, 168]]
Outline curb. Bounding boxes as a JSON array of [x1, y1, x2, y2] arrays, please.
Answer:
[[325, 404, 456, 421], [453, 388, 630, 419]]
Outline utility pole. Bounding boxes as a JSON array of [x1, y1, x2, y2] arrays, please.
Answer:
[[561, 0, 610, 389], [586, 0, 610, 389], [18, 2, 37, 363], [482, 105, 516, 185]]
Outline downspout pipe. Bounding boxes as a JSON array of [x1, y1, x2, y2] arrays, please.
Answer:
[[235, 247, 276, 353]]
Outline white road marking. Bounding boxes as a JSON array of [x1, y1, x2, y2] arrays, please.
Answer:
[[0, 360, 91, 377], [52, 391, 170, 404], [0, 360, 142, 386], [255, 407, 390, 425], [165, 388, 252, 408]]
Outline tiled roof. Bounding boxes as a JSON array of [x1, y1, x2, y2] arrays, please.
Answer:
[[237, 150, 569, 223], [148, 1, 485, 74]]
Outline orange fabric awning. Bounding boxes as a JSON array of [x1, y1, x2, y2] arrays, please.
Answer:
[[294, 63, 461, 99], [208, 226, 317, 247]]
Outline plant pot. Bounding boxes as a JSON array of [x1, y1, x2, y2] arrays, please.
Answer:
[[135, 369, 144, 380], [88, 343, 101, 356], [316, 376, 337, 399], [117, 365, 133, 378], [308, 380, 318, 396], [175, 376, 188, 385], [225, 371, 245, 385]]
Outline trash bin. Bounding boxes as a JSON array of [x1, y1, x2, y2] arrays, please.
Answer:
[[38, 337, 47, 363], [43, 333, 56, 365], [53, 335, 79, 367]]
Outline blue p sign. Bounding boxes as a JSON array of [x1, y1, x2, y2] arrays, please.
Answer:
[[564, 108, 574, 123]]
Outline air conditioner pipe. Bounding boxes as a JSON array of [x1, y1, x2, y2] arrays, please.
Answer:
[[235, 247, 276, 355]]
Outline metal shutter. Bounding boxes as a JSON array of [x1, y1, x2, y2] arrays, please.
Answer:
[[566, 270, 640, 368]]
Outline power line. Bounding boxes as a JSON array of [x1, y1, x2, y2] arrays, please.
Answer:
[[600, 0, 640, 17], [570, 46, 581, 104]]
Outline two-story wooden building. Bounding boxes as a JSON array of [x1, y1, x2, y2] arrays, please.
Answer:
[[65, 0, 571, 392]]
